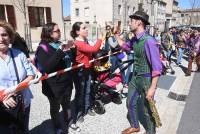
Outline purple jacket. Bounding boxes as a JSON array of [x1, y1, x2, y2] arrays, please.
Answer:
[[121, 31, 162, 77]]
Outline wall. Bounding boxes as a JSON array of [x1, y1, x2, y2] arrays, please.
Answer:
[[0, 0, 64, 44]]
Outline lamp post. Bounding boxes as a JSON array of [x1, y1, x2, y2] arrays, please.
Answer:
[[61, 0, 67, 41]]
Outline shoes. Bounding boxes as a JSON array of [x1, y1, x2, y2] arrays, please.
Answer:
[[77, 115, 84, 123], [87, 109, 96, 116], [122, 127, 140, 134], [70, 123, 81, 132], [175, 63, 181, 66], [55, 129, 65, 134]]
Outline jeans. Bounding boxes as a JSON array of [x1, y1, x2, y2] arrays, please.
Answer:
[[110, 55, 126, 84], [72, 68, 92, 122], [47, 87, 72, 130], [125, 53, 134, 85], [177, 48, 184, 64]]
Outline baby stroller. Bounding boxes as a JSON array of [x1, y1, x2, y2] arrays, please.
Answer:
[[91, 50, 134, 114]]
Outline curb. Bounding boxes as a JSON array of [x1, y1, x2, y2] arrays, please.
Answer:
[[168, 91, 187, 101]]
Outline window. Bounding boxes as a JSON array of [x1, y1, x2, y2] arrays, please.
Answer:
[[0, 5, 6, 21], [75, 8, 79, 17], [46, 7, 52, 23], [118, 5, 121, 15], [127, 6, 130, 15], [84, 7, 89, 16], [28, 6, 52, 28], [133, 7, 135, 12], [0, 5, 16, 29]]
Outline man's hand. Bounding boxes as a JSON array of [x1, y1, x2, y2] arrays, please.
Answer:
[[113, 24, 120, 35], [146, 87, 156, 101]]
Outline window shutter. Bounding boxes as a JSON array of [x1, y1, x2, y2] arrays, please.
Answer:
[[39, 7, 44, 26], [6, 5, 17, 29], [28, 7, 36, 27], [0, 5, 6, 21], [46, 7, 52, 23]]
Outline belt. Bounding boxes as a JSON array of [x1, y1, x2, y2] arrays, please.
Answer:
[[134, 72, 151, 77]]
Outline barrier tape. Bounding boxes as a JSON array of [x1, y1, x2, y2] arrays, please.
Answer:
[[0, 51, 121, 101]]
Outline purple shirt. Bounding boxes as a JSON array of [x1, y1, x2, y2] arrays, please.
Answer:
[[121, 31, 162, 77]]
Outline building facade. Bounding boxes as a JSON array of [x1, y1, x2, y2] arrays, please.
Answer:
[[70, 0, 138, 28], [164, 0, 179, 30], [180, 8, 200, 26], [0, 0, 64, 50], [154, 0, 166, 31]]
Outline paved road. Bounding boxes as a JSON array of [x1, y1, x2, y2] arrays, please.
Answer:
[[177, 73, 200, 134], [28, 56, 195, 134]]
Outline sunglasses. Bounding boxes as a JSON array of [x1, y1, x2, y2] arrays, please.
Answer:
[[52, 29, 61, 33]]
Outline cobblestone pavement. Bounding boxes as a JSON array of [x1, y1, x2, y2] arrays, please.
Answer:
[[29, 56, 195, 134]]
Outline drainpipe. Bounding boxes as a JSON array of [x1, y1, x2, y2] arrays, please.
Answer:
[[112, 0, 114, 23], [61, 0, 66, 41]]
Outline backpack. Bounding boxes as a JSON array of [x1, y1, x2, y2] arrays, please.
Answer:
[[34, 44, 48, 74]]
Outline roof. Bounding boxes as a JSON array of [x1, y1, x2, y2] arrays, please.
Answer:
[[181, 8, 200, 13], [64, 16, 71, 21]]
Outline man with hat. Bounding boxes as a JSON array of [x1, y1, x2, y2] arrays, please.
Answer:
[[114, 11, 162, 134]]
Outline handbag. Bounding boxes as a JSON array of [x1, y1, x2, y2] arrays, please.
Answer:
[[0, 49, 25, 131]]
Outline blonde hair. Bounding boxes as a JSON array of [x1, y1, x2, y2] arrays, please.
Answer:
[[0, 21, 15, 43]]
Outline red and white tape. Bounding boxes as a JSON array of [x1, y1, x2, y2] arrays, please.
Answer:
[[0, 51, 121, 101]]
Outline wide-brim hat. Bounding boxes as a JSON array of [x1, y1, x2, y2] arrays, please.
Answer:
[[129, 11, 150, 25]]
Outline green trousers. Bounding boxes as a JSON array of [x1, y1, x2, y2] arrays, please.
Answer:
[[126, 75, 156, 134]]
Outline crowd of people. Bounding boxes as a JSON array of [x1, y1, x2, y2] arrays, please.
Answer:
[[155, 27, 200, 76], [0, 9, 200, 134]]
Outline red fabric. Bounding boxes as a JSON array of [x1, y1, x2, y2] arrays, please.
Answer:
[[97, 73, 121, 88], [74, 39, 102, 68]]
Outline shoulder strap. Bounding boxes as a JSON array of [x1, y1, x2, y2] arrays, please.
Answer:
[[36, 44, 48, 54], [10, 49, 20, 84]]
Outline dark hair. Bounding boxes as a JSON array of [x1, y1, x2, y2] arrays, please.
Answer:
[[12, 32, 30, 58], [41, 22, 57, 43], [106, 25, 111, 30], [70, 22, 83, 39]]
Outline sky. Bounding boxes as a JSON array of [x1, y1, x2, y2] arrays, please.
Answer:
[[63, 0, 70, 17], [63, 0, 191, 17], [178, 0, 191, 9]]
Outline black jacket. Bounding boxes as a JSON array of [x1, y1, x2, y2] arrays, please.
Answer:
[[36, 42, 75, 98]]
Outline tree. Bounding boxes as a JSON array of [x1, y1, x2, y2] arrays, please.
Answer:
[[10, 0, 36, 52]]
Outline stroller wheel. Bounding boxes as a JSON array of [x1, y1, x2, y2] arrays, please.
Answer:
[[171, 70, 175, 75], [93, 100, 105, 114], [112, 93, 122, 104]]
